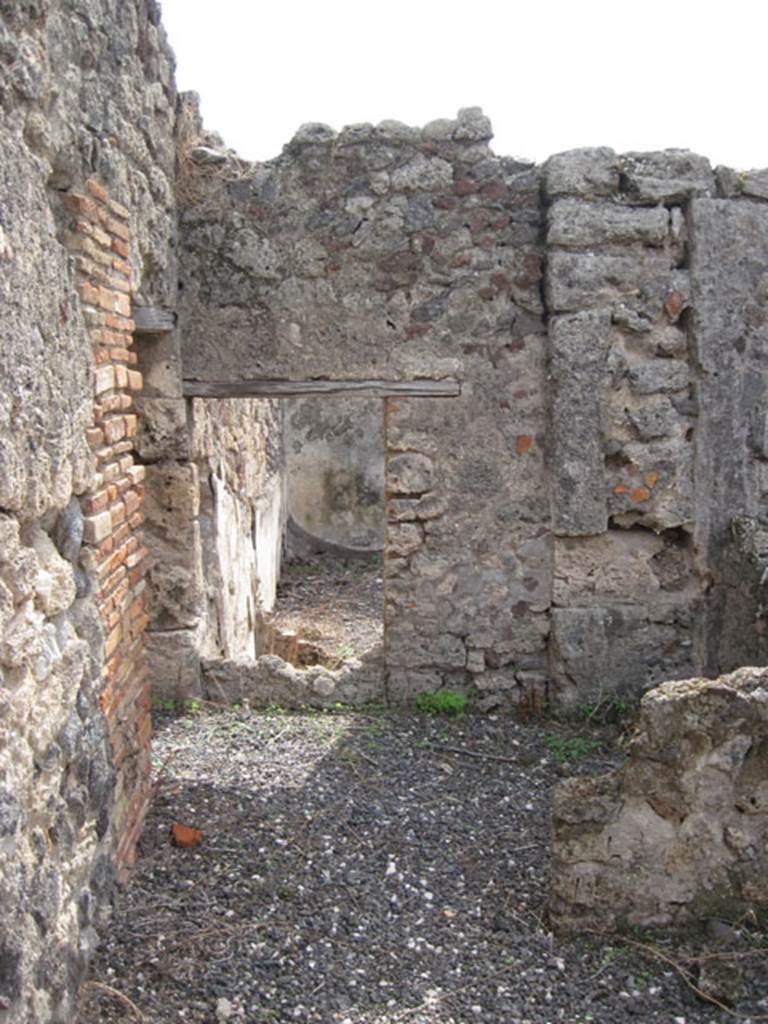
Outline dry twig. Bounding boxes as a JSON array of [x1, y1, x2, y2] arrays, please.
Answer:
[[609, 934, 768, 1020], [80, 981, 146, 1022]]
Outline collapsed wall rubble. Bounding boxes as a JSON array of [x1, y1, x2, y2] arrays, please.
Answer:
[[550, 666, 768, 930]]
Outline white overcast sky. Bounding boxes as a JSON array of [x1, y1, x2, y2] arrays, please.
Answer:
[[159, 0, 768, 171]]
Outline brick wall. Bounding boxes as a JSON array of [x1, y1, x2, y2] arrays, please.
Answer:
[[67, 179, 151, 880]]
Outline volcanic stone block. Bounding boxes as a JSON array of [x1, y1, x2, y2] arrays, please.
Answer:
[[543, 148, 619, 198], [619, 149, 714, 202], [548, 200, 669, 248], [547, 250, 673, 314], [549, 311, 610, 536]]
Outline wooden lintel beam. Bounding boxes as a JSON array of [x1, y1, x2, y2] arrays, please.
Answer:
[[182, 378, 462, 399], [132, 305, 176, 334]]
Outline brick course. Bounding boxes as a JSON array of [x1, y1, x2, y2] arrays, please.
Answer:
[[73, 180, 150, 882]]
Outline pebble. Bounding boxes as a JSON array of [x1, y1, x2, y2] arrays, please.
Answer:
[[77, 708, 764, 1024]]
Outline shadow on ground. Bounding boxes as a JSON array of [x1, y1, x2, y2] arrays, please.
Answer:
[[77, 707, 767, 1024]]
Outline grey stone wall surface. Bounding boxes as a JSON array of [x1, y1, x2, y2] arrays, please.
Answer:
[[550, 666, 768, 930], [137, 376, 286, 697], [689, 198, 768, 672], [285, 396, 384, 550], [178, 122, 768, 711], [0, 2, 177, 1021], [177, 105, 552, 708], [544, 147, 710, 707]]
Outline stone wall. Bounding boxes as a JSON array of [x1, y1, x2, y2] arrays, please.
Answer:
[[544, 150, 705, 706], [0, 2, 176, 1020], [176, 120, 768, 710], [178, 106, 552, 709], [285, 396, 384, 551], [136, 327, 286, 699], [68, 181, 150, 880], [550, 666, 768, 930], [2, 0, 768, 1012]]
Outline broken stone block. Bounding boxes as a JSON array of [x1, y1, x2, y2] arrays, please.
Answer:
[[543, 148, 619, 198], [550, 666, 768, 932], [619, 149, 714, 202]]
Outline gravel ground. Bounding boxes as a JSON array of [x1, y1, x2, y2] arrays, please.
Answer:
[[270, 556, 383, 664], [78, 707, 767, 1024]]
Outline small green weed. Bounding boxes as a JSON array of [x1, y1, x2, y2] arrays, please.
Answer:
[[413, 689, 467, 717], [151, 695, 176, 713], [575, 696, 631, 724], [545, 734, 602, 763], [151, 695, 203, 717], [600, 945, 624, 966]]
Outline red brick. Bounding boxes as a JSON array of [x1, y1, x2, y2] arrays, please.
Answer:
[[82, 489, 110, 515], [123, 488, 141, 517], [86, 179, 109, 203], [107, 217, 130, 241], [105, 623, 122, 657], [111, 237, 129, 259], [108, 274, 131, 294], [132, 612, 150, 635], [96, 535, 115, 560], [127, 370, 143, 392], [113, 522, 130, 546], [100, 394, 123, 414], [107, 196, 130, 221], [91, 224, 111, 248], [64, 192, 100, 220], [102, 416, 126, 444], [75, 236, 113, 266], [92, 345, 111, 363], [79, 281, 101, 307], [111, 500, 127, 527], [85, 426, 104, 449], [83, 509, 113, 544], [128, 564, 145, 586], [104, 313, 131, 331], [75, 255, 107, 282], [125, 544, 147, 569]]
